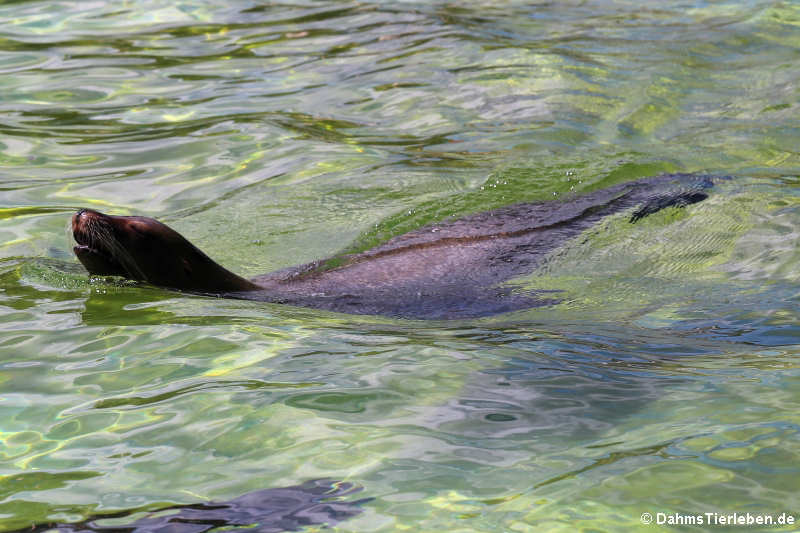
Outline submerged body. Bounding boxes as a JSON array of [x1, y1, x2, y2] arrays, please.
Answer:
[[72, 173, 714, 319], [16, 479, 367, 533]]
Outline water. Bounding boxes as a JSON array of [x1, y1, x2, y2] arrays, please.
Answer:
[[2, 0, 800, 531]]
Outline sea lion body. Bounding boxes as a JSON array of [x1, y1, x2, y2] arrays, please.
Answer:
[[72, 173, 715, 319]]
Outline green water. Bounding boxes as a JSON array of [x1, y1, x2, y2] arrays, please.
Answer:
[[2, 0, 800, 531]]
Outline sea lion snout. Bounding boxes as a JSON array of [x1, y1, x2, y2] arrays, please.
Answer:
[[72, 208, 86, 231], [72, 208, 129, 278], [72, 208, 110, 250], [72, 208, 97, 247], [72, 208, 106, 237], [72, 207, 95, 222]]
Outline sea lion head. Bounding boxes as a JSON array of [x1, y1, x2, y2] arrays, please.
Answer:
[[72, 209, 256, 293]]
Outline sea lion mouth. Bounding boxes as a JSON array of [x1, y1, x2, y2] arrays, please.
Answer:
[[72, 244, 124, 275]]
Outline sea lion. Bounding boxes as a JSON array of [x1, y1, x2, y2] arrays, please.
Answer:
[[72, 173, 715, 319]]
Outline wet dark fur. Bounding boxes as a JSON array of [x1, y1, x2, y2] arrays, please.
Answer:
[[72, 173, 716, 319]]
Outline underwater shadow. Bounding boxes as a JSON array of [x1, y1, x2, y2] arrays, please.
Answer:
[[10, 479, 370, 533]]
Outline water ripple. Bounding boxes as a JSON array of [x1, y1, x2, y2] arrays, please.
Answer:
[[2, 1, 800, 531]]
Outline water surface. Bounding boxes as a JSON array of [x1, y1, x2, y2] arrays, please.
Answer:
[[2, 0, 800, 531]]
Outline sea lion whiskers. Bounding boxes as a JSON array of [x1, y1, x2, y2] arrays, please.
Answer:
[[76, 213, 145, 280], [93, 217, 146, 280]]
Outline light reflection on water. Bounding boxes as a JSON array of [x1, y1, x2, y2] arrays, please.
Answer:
[[1, 0, 800, 531]]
